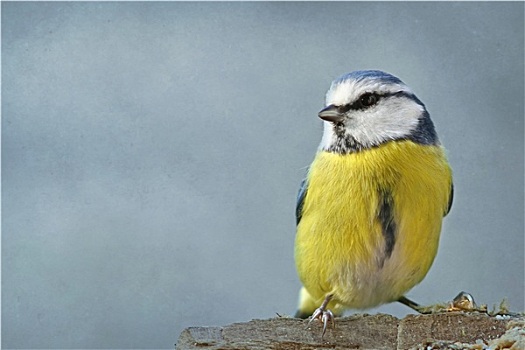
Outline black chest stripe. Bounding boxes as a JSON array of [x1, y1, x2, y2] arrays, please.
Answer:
[[377, 189, 397, 266]]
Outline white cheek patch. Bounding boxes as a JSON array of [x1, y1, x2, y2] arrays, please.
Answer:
[[351, 97, 423, 147]]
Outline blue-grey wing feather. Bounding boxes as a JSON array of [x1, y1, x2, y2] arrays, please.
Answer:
[[445, 182, 454, 216], [296, 178, 308, 225]]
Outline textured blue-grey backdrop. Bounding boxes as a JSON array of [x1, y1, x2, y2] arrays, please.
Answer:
[[3, 2, 524, 349]]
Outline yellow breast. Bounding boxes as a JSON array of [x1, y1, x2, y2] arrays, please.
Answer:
[[295, 140, 452, 309]]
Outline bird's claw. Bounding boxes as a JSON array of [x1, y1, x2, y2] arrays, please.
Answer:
[[308, 307, 335, 337]]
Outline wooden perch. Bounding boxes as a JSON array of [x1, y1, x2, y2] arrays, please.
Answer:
[[176, 313, 524, 350]]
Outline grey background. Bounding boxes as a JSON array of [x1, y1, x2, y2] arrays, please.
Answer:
[[2, 2, 523, 349]]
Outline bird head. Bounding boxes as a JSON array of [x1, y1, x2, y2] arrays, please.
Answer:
[[319, 70, 438, 153]]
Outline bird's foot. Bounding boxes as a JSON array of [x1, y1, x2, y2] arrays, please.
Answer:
[[306, 294, 336, 338], [398, 292, 510, 315], [398, 295, 449, 314], [308, 307, 335, 337]]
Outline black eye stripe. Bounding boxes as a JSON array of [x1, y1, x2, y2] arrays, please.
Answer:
[[337, 91, 405, 112], [337, 104, 352, 114]]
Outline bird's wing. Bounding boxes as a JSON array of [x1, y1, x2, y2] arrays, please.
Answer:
[[296, 177, 308, 225], [445, 182, 454, 216]]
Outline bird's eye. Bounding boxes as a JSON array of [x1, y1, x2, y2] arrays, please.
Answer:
[[357, 93, 379, 108]]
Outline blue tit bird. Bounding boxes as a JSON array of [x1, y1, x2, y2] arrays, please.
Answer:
[[294, 70, 453, 334]]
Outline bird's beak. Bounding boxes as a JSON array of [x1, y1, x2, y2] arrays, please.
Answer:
[[318, 105, 345, 123]]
